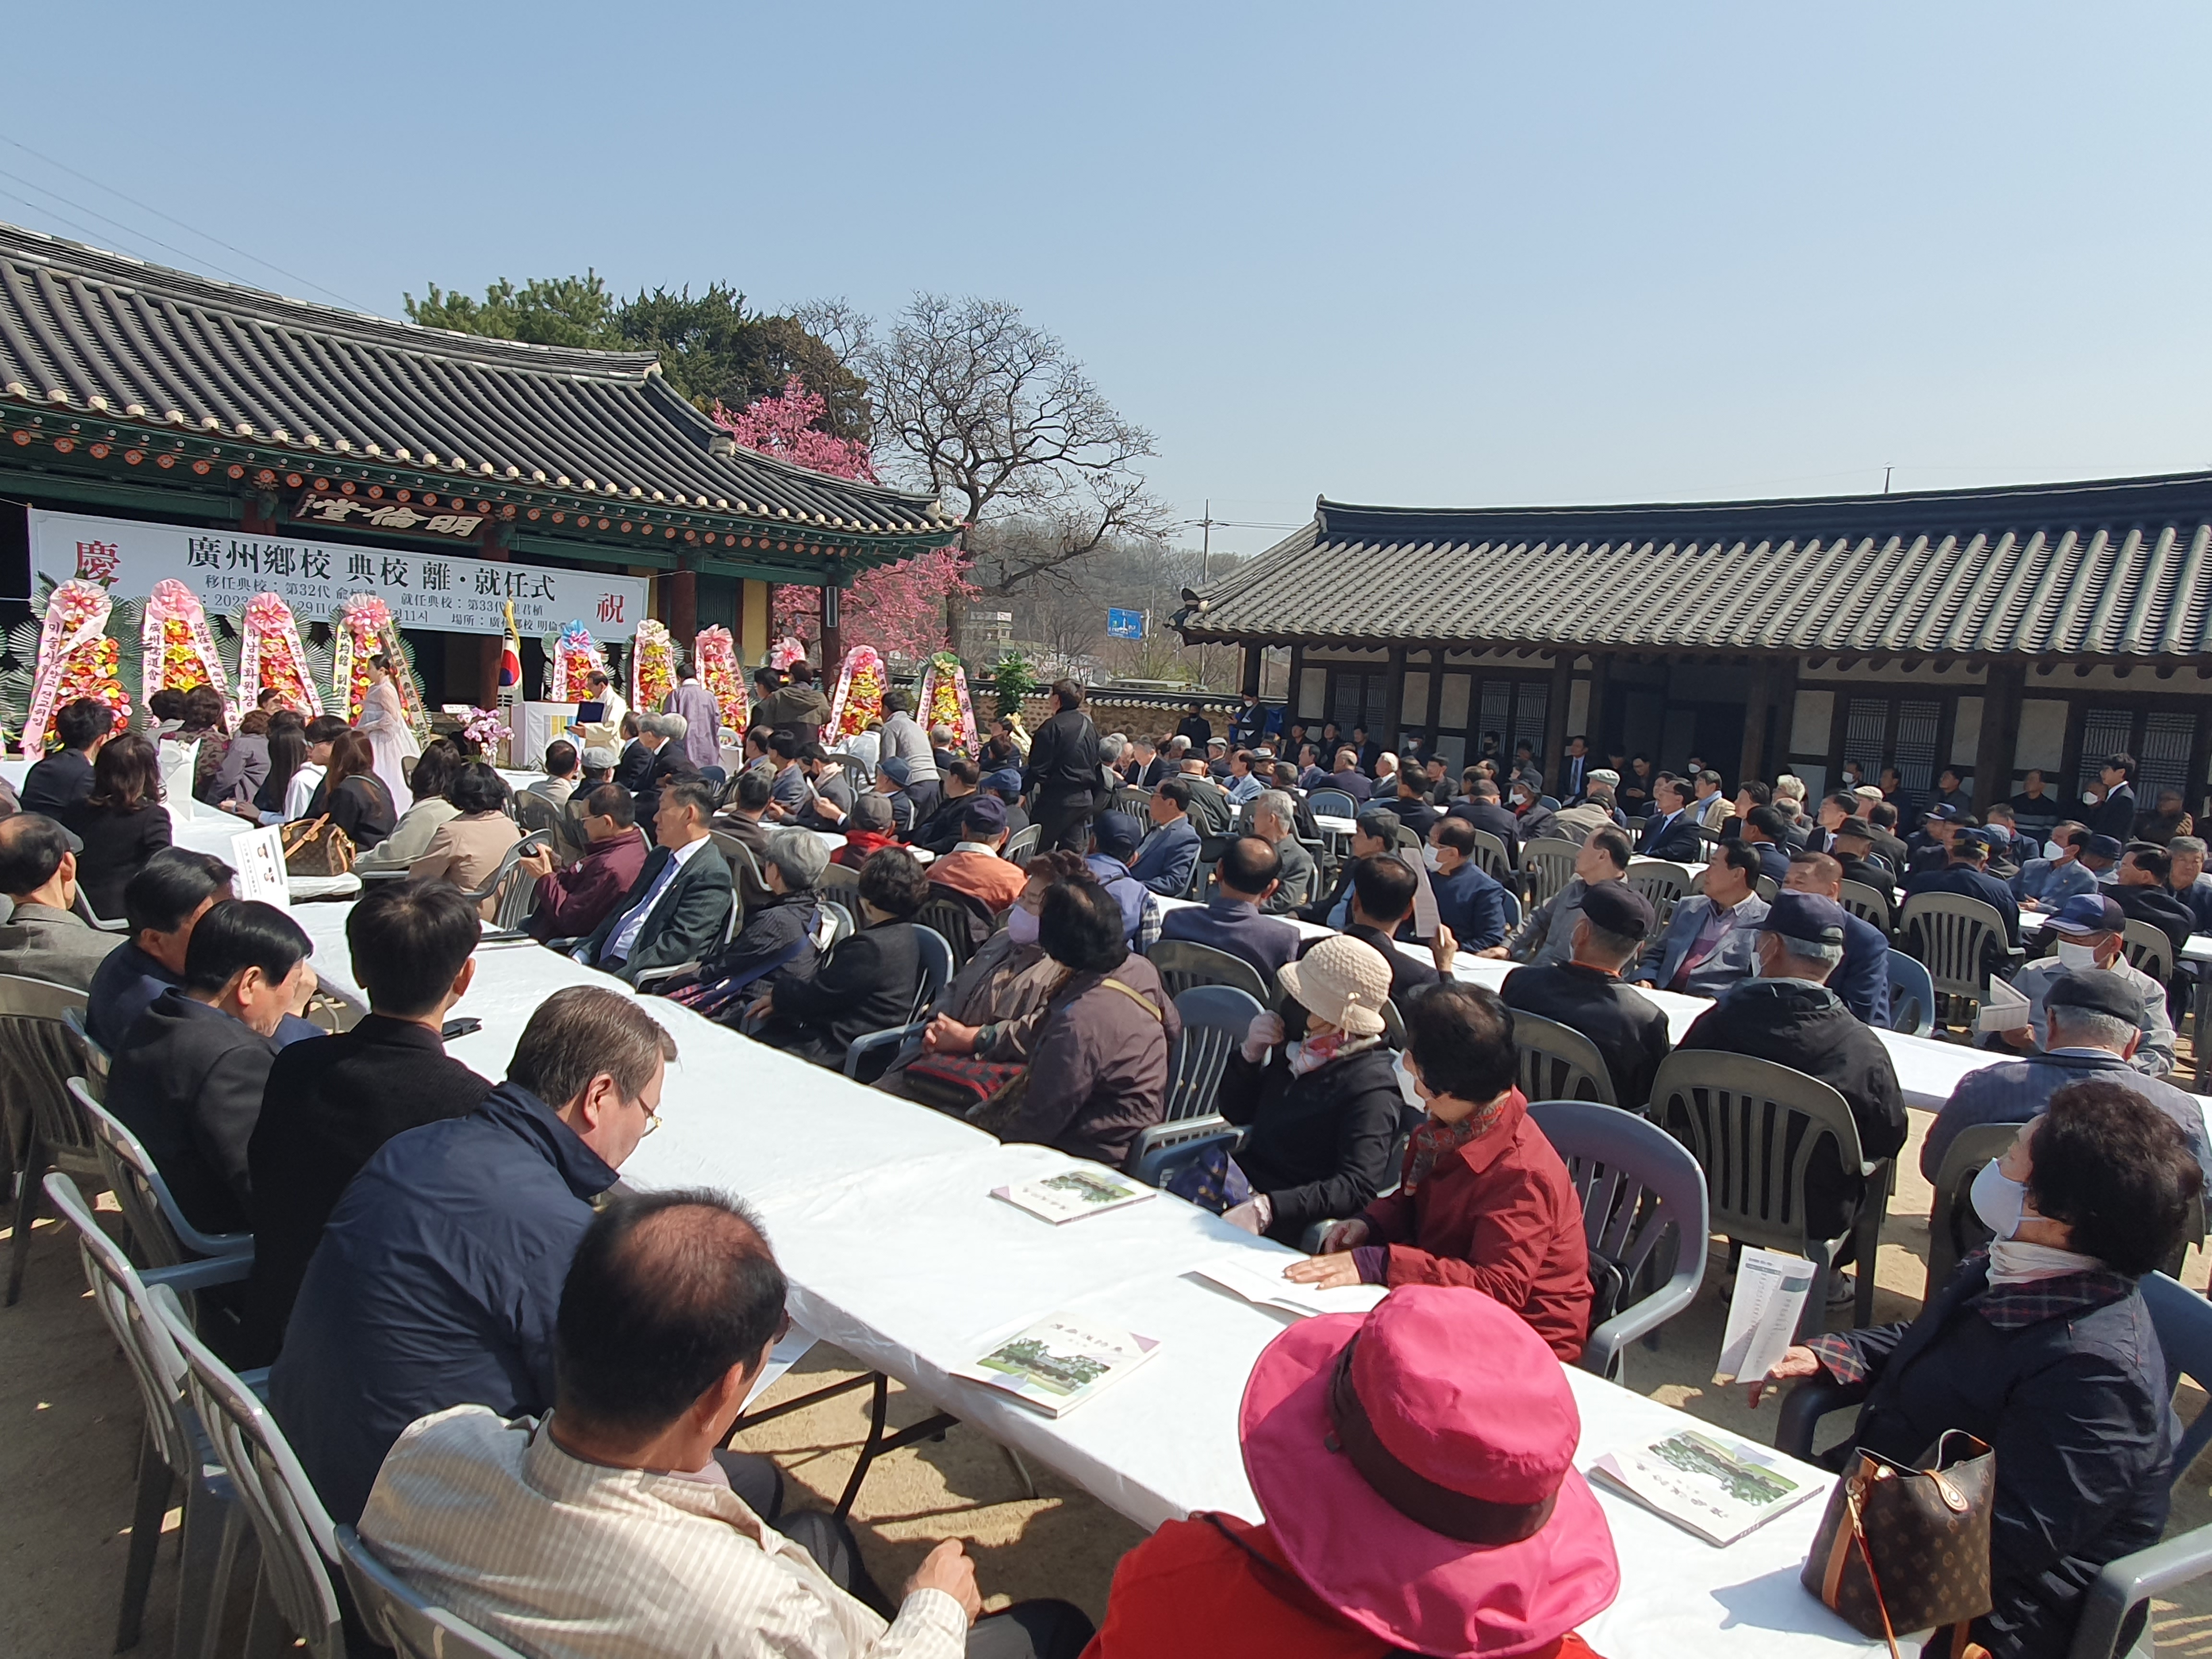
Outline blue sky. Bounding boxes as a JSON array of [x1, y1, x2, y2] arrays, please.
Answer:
[[3, 2, 2207, 556]]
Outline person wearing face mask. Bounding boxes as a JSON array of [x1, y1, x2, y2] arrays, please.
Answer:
[[661, 830, 829, 1024], [746, 847, 931, 1074], [1923, 971, 2212, 1183], [1750, 1086, 2200, 1659], [1508, 777, 1558, 841], [1164, 934, 1414, 1245], [2013, 821, 2095, 913], [1286, 981, 1591, 1363], [1423, 817, 1509, 950], [1989, 894, 2177, 1077]]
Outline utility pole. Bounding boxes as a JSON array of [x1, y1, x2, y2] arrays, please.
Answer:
[[1196, 498, 1216, 688], [1883, 466, 1893, 494]]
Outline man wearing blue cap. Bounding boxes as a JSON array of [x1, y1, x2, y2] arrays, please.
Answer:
[[1671, 890, 1907, 1299], [1903, 826, 2020, 949], [1990, 894, 2176, 1076], [1085, 810, 1160, 947]]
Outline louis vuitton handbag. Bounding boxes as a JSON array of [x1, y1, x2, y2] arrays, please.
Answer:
[[1802, 1430, 1994, 1656], [281, 814, 357, 877]]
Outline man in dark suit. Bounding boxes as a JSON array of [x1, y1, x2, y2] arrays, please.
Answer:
[[86, 848, 233, 1050], [581, 779, 734, 985], [1637, 774, 1705, 862], [2087, 752, 2139, 843], [1424, 817, 1509, 950], [1388, 772, 1440, 839], [1157, 836, 1302, 984], [632, 712, 701, 840], [1178, 757, 1234, 838], [2113, 840, 2197, 961], [247, 881, 493, 1352], [1320, 851, 1449, 1008], [1325, 747, 1374, 804], [1500, 879, 1671, 1107], [108, 900, 316, 1238], [1738, 805, 1794, 885], [612, 715, 654, 793], [19, 697, 113, 815], [1023, 678, 1103, 853], [1176, 702, 1214, 750], [1128, 777, 1202, 897], [1903, 829, 2021, 949], [1783, 850, 1891, 1026], [1557, 735, 1591, 805], [1447, 779, 1522, 866]]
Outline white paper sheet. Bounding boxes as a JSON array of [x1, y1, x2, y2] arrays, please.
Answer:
[[1714, 1247, 1816, 1384]]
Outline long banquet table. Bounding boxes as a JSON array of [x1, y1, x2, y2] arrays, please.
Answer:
[[288, 901, 1888, 1658]]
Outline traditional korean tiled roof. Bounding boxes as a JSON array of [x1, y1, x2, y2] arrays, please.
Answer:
[[1178, 472, 2212, 661], [0, 221, 956, 564]]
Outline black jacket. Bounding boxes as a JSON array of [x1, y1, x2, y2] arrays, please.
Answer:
[[1638, 808, 1704, 862], [1216, 1045, 1414, 1243], [246, 1014, 492, 1353], [635, 742, 700, 838], [1388, 793, 1439, 838], [1023, 707, 1102, 806], [1499, 960, 1672, 1108], [2087, 782, 2138, 843], [1673, 980, 1908, 1239], [1836, 852, 1896, 906], [61, 800, 171, 921], [1904, 862, 2021, 948], [908, 788, 975, 855], [613, 739, 655, 792], [1821, 1259, 2171, 1659], [19, 748, 94, 816], [325, 773, 396, 851], [583, 840, 735, 983], [766, 919, 924, 1073], [2112, 880, 2196, 961], [109, 990, 284, 1236], [1448, 799, 1522, 865]]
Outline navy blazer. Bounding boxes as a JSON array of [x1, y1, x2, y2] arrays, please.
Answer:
[[1429, 861, 1510, 950], [1831, 907, 1892, 1028], [269, 1083, 617, 1524], [1129, 817, 1202, 897], [1639, 809, 1705, 862], [1157, 897, 1302, 985]]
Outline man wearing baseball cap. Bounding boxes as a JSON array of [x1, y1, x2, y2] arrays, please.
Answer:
[[1499, 878, 1672, 1108], [1903, 825, 2021, 950], [1083, 1287, 1617, 1657], [1903, 800, 1963, 876], [1671, 891, 1906, 1302], [1828, 817, 1895, 906], [1989, 893, 2176, 1077], [1926, 970, 2212, 1182]]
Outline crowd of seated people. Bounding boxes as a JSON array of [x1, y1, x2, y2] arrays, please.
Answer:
[[49, 687, 2212, 1659]]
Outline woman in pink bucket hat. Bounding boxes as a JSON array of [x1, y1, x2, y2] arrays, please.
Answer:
[[1082, 1285, 1618, 1659]]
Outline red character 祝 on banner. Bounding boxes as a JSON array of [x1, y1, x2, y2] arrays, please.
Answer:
[[597, 594, 625, 625]]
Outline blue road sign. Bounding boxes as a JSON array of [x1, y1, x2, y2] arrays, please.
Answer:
[[1107, 607, 1145, 639]]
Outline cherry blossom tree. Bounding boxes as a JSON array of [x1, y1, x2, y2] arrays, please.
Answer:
[[725, 379, 975, 660]]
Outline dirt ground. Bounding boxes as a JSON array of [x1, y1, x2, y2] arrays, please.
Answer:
[[6, 1099, 2212, 1657]]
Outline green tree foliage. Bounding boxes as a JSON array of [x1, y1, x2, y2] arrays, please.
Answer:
[[404, 275, 870, 443]]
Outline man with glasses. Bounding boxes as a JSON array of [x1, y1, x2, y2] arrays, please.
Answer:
[[269, 987, 730, 1528]]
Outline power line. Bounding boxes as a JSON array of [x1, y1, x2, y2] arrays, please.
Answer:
[[0, 130, 370, 310], [0, 164, 273, 292]]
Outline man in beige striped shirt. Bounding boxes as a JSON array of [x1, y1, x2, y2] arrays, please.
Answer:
[[361, 1190, 1092, 1659]]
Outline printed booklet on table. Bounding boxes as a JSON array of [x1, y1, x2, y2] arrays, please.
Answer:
[[1191, 1256, 1388, 1319], [956, 1315, 1160, 1417], [992, 1169, 1158, 1225], [1590, 1429, 1819, 1547]]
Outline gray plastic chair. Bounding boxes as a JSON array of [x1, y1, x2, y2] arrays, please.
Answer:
[[1127, 986, 1263, 1182], [1000, 824, 1042, 863], [154, 1285, 347, 1659], [1511, 1010, 1619, 1107], [1308, 789, 1358, 821], [1625, 861, 1690, 932], [0, 974, 103, 1305], [1837, 878, 1893, 936], [1146, 938, 1270, 1003], [711, 832, 768, 909], [511, 790, 562, 839], [70, 1078, 254, 1272], [1886, 952, 1936, 1038], [2122, 918, 2175, 987], [1528, 1099, 1709, 1381], [1467, 828, 1512, 885], [1921, 1119, 2016, 1301], [459, 829, 551, 926], [1519, 838, 1580, 909], [1495, 886, 1523, 932], [62, 1003, 109, 1094], [1649, 1049, 1891, 1334], [817, 861, 862, 895], [632, 887, 746, 995], [45, 1172, 253, 1658], [1899, 890, 2017, 1015], [914, 894, 990, 971], [335, 1524, 531, 1659]]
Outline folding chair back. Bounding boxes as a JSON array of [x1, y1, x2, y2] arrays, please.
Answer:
[[1899, 891, 2010, 1005], [72, 1077, 252, 1268], [1146, 938, 1269, 1002], [1126, 1116, 1237, 1186], [1922, 1120, 2018, 1301], [512, 791, 561, 838], [1511, 1010, 1619, 1107], [491, 834, 552, 931], [1467, 829, 1512, 885], [1527, 1099, 1709, 1381], [2123, 918, 2175, 986], [1519, 838, 1580, 909], [1837, 878, 1893, 936], [0, 975, 102, 1303], [63, 1004, 108, 1094], [908, 926, 956, 1025], [817, 862, 862, 894], [1625, 862, 1690, 932], [1650, 1049, 1883, 1331], [156, 1287, 346, 1659], [915, 893, 993, 970], [1886, 952, 1937, 1038], [1000, 824, 1043, 863], [1163, 986, 1262, 1124], [819, 900, 856, 947], [1308, 789, 1358, 821], [336, 1526, 532, 1659]]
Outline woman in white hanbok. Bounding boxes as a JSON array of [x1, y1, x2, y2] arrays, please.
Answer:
[[355, 653, 421, 814]]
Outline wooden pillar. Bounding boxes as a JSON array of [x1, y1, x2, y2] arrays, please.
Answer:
[[1738, 658, 1775, 786], [1240, 644, 1263, 698], [1286, 644, 1307, 721], [1973, 661, 2025, 816], [817, 580, 843, 676], [1423, 648, 1445, 744], [1584, 652, 1611, 754], [1381, 645, 1408, 749], [663, 559, 698, 648], [1542, 652, 1573, 783]]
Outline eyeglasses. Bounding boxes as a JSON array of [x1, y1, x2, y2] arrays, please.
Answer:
[[638, 1106, 662, 1137]]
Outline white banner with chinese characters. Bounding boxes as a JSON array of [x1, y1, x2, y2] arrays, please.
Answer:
[[29, 509, 647, 639]]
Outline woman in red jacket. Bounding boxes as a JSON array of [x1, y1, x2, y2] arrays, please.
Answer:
[[1286, 980, 1592, 1361], [1083, 1286, 1617, 1659]]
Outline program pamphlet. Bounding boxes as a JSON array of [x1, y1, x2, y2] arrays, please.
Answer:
[[1712, 1246, 1815, 1387], [992, 1169, 1158, 1225], [1590, 1429, 1819, 1547], [1974, 973, 2031, 1033], [1191, 1256, 1388, 1319], [955, 1315, 1159, 1417]]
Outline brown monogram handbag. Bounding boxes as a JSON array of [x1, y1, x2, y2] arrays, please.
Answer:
[[281, 814, 357, 877], [1802, 1430, 1994, 1656]]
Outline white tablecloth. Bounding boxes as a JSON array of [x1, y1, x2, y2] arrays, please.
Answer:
[[284, 901, 1884, 1658]]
